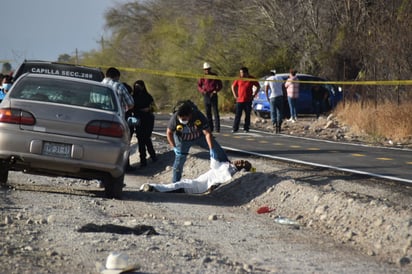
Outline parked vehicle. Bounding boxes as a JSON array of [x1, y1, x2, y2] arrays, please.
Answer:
[[12, 60, 105, 82], [252, 73, 342, 118], [0, 73, 130, 199]]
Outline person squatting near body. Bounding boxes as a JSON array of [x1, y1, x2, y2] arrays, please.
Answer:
[[140, 159, 252, 194], [166, 100, 229, 183], [264, 70, 284, 133], [197, 62, 223, 132], [132, 80, 157, 167], [231, 67, 260, 133], [285, 69, 299, 122]]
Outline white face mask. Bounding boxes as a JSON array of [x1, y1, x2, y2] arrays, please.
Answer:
[[2, 83, 12, 91], [178, 118, 189, 125]]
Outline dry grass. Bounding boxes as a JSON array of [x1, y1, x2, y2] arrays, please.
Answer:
[[335, 101, 412, 144]]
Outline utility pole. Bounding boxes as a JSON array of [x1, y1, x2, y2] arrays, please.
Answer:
[[75, 48, 79, 65]]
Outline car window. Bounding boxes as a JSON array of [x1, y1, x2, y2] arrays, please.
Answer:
[[10, 77, 118, 111], [297, 76, 315, 91]]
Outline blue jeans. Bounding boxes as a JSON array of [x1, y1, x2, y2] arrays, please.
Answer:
[[172, 133, 228, 182], [287, 97, 298, 119], [270, 96, 284, 125]]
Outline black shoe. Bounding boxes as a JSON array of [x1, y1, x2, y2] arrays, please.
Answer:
[[243, 129, 249, 133], [215, 129, 220, 133], [231, 129, 238, 133]]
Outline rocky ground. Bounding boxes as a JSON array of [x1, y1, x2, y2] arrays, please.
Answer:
[[0, 114, 411, 274]]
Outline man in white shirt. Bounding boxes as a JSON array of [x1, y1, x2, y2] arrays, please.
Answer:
[[264, 70, 284, 133]]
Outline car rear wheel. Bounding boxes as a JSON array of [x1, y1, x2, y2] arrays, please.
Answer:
[[103, 174, 124, 199], [0, 164, 9, 185]]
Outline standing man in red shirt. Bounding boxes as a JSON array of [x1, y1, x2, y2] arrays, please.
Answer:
[[231, 67, 260, 133]]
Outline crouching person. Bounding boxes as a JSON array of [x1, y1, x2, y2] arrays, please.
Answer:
[[166, 100, 229, 183]]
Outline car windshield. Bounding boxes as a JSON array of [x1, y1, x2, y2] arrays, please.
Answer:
[[10, 77, 118, 111]]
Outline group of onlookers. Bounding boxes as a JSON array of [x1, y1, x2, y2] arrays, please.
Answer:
[[101, 67, 158, 171], [1, 64, 329, 192], [264, 69, 300, 133]]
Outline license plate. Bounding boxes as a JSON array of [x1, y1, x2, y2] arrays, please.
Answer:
[[42, 142, 72, 158], [256, 104, 263, 110]]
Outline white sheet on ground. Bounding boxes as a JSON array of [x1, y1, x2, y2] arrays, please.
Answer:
[[148, 158, 238, 194]]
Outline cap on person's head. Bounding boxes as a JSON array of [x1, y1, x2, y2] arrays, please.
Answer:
[[270, 69, 276, 75], [174, 100, 195, 117], [203, 62, 211, 69]]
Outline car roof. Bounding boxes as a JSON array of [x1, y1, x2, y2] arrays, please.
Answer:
[[12, 60, 105, 82], [15, 72, 109, 87], [273, 73, 326, 80]]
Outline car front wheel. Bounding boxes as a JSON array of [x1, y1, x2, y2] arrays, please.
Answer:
[[103, 174, 125, 199]]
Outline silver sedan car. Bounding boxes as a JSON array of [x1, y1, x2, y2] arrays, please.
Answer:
[[0, 73, 131, 199]]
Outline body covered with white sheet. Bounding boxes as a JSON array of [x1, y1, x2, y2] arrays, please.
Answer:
[[140, 159, 251, 194]]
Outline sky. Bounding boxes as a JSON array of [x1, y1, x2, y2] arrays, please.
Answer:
[[1, 0, 126, 69]]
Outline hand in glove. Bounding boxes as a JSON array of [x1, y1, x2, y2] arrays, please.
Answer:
[[209, 148, 217, 159], [173, 147, 182, 156]]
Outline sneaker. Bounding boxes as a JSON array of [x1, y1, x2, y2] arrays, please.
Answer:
[[243, 129, 249, 133], [231, 129, 238, 133]]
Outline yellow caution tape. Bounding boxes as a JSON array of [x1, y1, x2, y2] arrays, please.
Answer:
[[84, 64, 412, 86]]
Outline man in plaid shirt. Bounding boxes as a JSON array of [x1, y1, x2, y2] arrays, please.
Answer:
[[102, 67, 134, 114]]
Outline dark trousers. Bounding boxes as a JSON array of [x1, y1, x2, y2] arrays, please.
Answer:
[[203, 93, 220, 131], [232, 101, 252, 131], [312, 99, 325, 118], [270, 96, 284, 126], [136, 112, 156, 164]]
